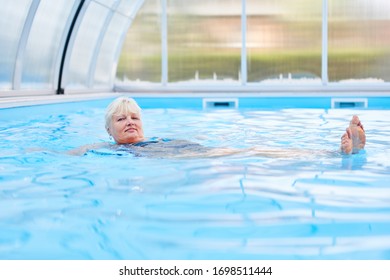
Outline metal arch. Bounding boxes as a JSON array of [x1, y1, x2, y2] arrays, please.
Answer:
[[53, 0, 83, 92], [12, 0, 41, 90], [241, 0, 247, 85], [87, 0, 122, 88], [57, 0, 90, 94], [322, 0, 329, 85], [161, 0, 168, 85], [109, 0, 145, 88]]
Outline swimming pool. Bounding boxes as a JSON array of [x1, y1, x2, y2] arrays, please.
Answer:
[[0, 97, 390, 260]]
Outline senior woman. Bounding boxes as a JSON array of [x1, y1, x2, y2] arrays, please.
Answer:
[[70, 96, 214, 157], [70, 96, 366, 157], [105, 96, 145, 144]]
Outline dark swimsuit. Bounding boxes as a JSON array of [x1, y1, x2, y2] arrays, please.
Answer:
[[88, 137, 210, 158]]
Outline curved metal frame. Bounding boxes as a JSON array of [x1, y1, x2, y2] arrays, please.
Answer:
[[12, 0, 41, 90], [87, 0, 121, 88], [109, 0, 145, 88], [241, 0, 247, 85], [3, 0, 390, 97], [59, 0, 90, 92], [322, 0, 329, 85], [161, 0, 168, 85], [53, 0, 84, 93]]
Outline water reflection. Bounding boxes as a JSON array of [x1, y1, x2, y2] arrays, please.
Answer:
[[341, 152, 368, 170], [1, 108, 390, 259]]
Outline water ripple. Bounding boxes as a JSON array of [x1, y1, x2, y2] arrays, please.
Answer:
[[1, 107, 390, 259]]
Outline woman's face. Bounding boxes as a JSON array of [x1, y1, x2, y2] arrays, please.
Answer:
[[108, 111, 144, 144]]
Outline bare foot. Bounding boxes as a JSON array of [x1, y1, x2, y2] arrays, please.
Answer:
[[340, 115, 366, 154]]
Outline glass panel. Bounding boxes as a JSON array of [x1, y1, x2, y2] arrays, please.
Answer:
[[329, 0, 390, 82], [116, 0, 161, 83], [116, 0, 138, 17], [94, 13, 129, 86], [67, 1, 110, 88], [0, 0, 33, 89], [94, 0, 120, 9], [167, 0, 241, 83], [247, 0, 322, 83], [21, 0, 76, 89]]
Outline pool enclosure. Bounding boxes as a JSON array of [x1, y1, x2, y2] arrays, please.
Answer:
[[1, 0, 390, 98], [1, 1, 390, 263]]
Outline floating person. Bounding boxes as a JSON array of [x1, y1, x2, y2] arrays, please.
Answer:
[[69, 96, 366, 158]]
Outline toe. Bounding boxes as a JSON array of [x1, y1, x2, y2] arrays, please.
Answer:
[[351, 115, 360, 125], [346, 127, 352, 139]]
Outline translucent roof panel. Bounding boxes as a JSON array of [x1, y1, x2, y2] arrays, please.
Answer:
[[94, 0, 121, 9], [247, 0, 322, 84], [116, 0, 141, 18], [116, 0, 161, 84], [66, 1, 111, 88], [21, 0, 78, 89], [329, 0, 390, 82], [1, 0, 390, 96], [0, 0, 33, 90], [167, 0, 242, 84], [94, 13, 129, 87]]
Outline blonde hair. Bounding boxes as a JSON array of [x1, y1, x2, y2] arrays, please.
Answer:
[[105, 96, 142, 131]]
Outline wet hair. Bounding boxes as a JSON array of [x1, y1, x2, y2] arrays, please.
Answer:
[[105, 96, 142, 132]]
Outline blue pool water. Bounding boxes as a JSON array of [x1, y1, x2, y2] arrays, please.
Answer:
[[0, 98, 390, 259]]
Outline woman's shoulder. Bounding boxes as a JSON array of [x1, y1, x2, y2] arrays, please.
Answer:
[[67, 142, 112, 156]]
